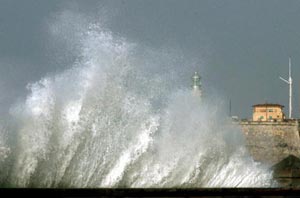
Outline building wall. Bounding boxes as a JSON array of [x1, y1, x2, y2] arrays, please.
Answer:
[[253, 106, 284, 121], [239, 121, 300, 166]]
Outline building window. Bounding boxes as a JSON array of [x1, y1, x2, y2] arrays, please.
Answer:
[[268, 109, 273, 112], [259, 116, 264, 120]]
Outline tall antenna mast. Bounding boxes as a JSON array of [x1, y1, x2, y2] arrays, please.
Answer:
[[229, 99, 232, 117], [279, 57, 293, 119]]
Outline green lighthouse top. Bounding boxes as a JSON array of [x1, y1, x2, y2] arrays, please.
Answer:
[[192, 71, 201, 90]]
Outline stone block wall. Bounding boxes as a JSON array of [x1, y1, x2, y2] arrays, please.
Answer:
[[239, 121, 300, 166]]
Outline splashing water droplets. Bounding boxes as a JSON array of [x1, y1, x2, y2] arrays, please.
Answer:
[[0, 20, 274, 187]]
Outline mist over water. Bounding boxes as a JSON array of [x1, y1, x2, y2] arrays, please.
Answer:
[[0, 11, 273, 187]]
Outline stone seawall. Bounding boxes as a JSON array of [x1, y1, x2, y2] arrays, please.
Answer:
[[238, 120, 300, 166]]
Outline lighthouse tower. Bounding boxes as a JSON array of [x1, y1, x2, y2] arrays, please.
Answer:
[[192, 71, 202, 97]]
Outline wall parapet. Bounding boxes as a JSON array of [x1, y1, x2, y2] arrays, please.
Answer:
[[239, 120, 298, 126]]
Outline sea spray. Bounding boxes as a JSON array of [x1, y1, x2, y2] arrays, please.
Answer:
[[0, 14, 273, 187]]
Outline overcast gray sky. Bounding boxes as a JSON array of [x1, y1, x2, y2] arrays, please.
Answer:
[[0, 0, 299, 118]]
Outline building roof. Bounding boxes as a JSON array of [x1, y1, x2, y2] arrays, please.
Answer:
[[252, 103, 284, 108]]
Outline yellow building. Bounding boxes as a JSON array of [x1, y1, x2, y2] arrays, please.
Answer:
[[252, 103, 285, 121]]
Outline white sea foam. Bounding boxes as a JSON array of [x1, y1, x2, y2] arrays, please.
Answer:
[[0, 11, 274, 187]]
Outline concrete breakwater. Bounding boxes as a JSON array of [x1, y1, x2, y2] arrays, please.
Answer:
[[238, 120, 300, 166]]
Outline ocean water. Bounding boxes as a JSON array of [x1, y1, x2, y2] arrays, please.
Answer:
[[0, 14, 273, 188]]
